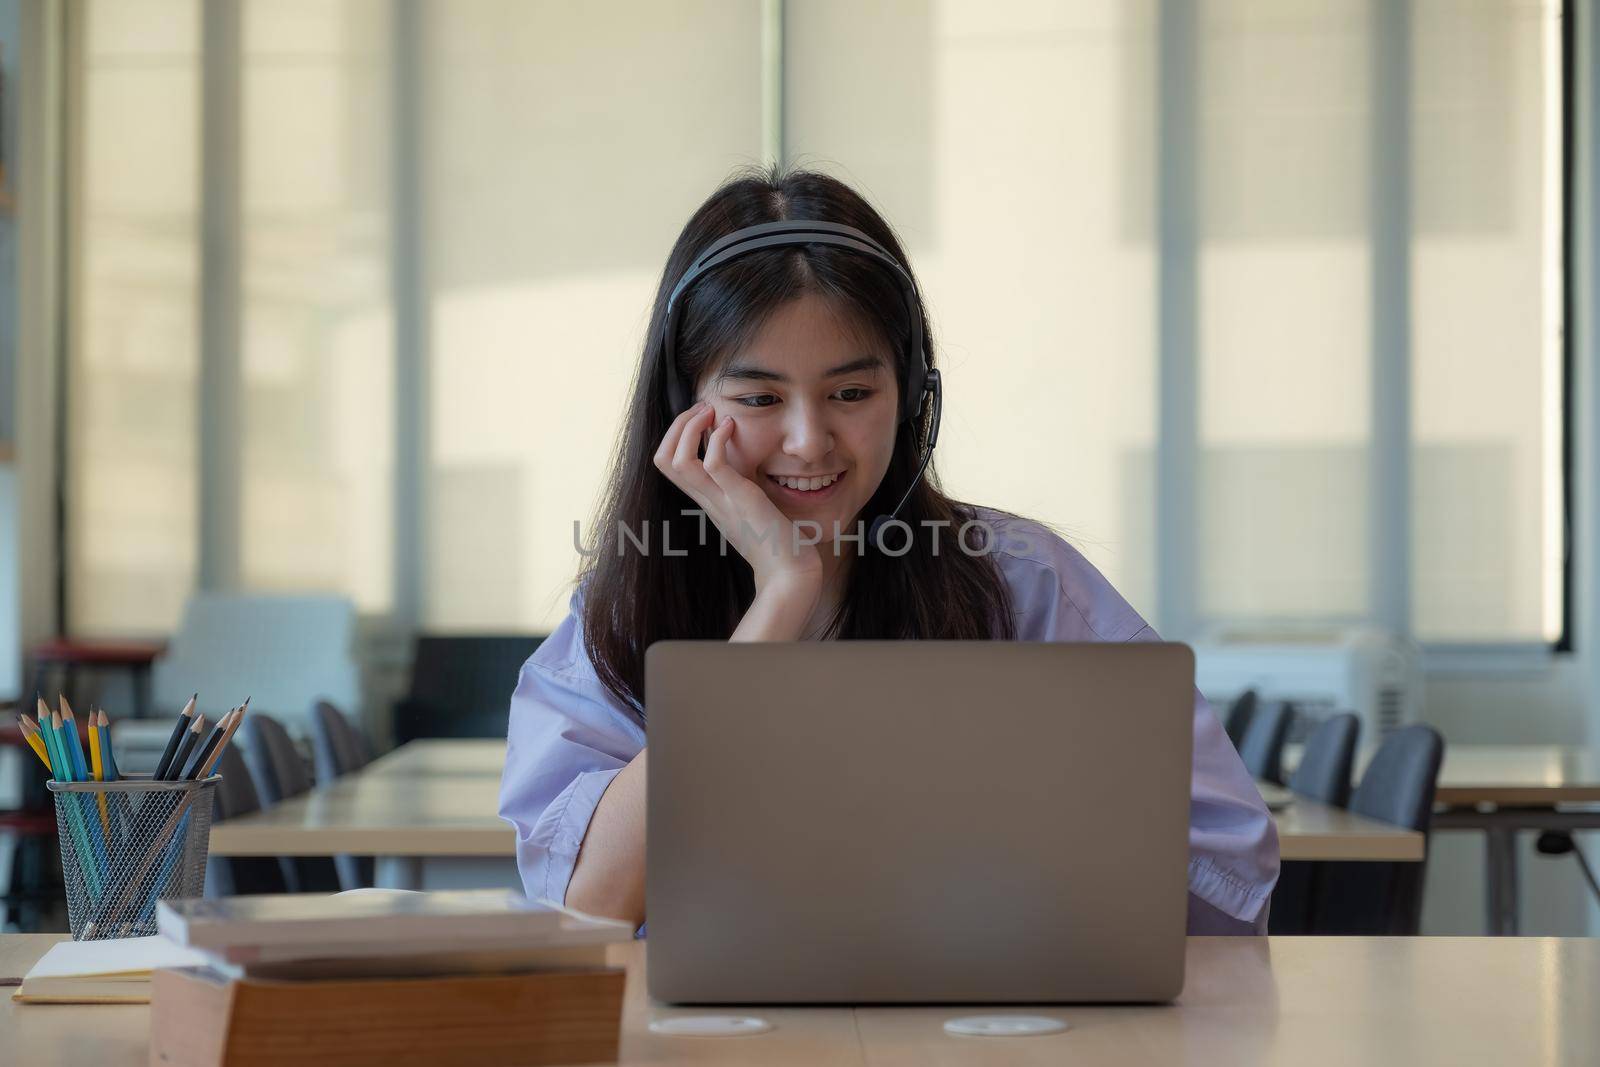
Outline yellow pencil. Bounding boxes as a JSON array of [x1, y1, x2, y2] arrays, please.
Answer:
[[88, 714, 101, 777], [88, 712, 111, 837], [17, 714, 51, 771]]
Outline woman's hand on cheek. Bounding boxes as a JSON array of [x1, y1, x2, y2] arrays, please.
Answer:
[[653, 401, 823, 591]]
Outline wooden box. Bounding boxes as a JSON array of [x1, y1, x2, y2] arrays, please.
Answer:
[[149, 964, 627, 1067]]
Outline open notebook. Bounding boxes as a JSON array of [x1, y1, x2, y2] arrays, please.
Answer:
[[14, 936, 210, 1004]]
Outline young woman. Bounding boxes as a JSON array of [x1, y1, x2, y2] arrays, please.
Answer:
[[498, 166, 1278, 935]]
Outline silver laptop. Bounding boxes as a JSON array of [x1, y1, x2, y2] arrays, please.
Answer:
[[645, 640, 1195, 1004]]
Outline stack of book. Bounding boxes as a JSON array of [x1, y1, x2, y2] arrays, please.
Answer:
[[148, 889, 634, 1067]]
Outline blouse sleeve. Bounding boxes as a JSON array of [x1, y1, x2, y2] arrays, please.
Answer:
[[1129, 624, 1280, 933], [496, 599, 646, 905]]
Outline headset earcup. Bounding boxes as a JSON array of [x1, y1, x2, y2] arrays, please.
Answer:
[[903, 347, 929, 422]]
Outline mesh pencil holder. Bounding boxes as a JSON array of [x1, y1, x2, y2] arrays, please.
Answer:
[[46, 773, 221, 940]]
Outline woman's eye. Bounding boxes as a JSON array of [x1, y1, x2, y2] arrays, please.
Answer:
[[735, 394, 779, 408], [836, 387, 872, 403]]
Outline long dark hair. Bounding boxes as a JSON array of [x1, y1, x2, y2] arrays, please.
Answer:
[[580, 164, 1016, 714]]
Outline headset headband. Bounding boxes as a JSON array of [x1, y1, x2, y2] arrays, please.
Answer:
[[661, 220, 931, 423]]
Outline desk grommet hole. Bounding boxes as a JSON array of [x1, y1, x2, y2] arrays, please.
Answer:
[[943, 1015, 1069, 1037], [648, 1015, 774, 1037]]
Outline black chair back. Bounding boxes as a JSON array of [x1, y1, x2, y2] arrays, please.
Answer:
[[1238, 700, 1293, 784], [311, 700, 368, 784], [394, 635, 545, 744], [206, 743, 289, 895], [308, 700, 374, 892], [238, 712, 341, 893], [1224, 689, 1259, 748], [241, 713, 310, 807], [1269, 712, 1361, 934], [1312, 724, 1445, 935], [1289, 713, 1361, 807]]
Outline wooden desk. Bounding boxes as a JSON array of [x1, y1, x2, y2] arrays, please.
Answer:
[[362, 737, 508, 778], [211, 740, 1423, 887], [210, 776, 510, 858], [1430, 745, 1600, 807], [1274, 799, 1423, 862], [1286, 743, 1600, 807], [8, 933, 1600, 1065]]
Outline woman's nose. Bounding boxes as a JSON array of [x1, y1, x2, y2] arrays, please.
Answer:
[[782, 403, 835, 463]]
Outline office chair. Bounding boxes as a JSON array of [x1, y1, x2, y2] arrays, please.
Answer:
[[1269, 713, 1361, 935], [309, 701, 374, 891], [393, 635, 545, 744], [239, 713, 342, 893], [1224, 689, 1259, 749], [1289, 713, 1360, 808], [1311, 724, 1445, 935], [1238, 700, 1293, 785], [205, 742, 290, 896], [311, 700, 369, 783]]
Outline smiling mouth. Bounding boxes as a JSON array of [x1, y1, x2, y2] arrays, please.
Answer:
[[766, 471, 847, 496]]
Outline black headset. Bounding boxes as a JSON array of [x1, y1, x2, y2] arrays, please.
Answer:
[[660, 219, 943, 542]]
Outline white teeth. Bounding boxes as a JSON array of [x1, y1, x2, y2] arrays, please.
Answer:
[[773, 473, 840, 491]]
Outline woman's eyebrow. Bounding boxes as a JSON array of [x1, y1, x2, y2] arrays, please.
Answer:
[[823, 355, 887, 377], [719, 355, 886, 383]]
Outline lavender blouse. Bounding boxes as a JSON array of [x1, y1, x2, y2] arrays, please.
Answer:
[[497, 507, 1280, 934]]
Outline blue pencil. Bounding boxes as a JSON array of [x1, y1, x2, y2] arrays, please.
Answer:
[[97, 710, 120, 782], [62, 701, 113, 879], [47, 709, 73, 782], [136, 811, 191, 927], [60, 697, 91, 782], [93, 709, 132, 839]]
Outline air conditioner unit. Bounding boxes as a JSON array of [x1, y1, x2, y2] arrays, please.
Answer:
[[1190, 626, 1421, 744]]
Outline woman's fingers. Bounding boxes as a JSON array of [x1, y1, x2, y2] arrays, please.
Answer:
[[702, 417, 787, 551], [671, 403, 715, 473], [700, 415, 736, 486], [655, 402, 718, 500], [652, 400, 706, 471], [702, 416, 769, 515]]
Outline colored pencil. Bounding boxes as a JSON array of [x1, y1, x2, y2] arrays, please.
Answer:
[[17, 714, 51, 771], [49, 709, 74, 782], [137, 810, 194, 927], [199, 700, 247, 778], [153, 694, 197, 780], [59, 695, 91, 782], [97, 709, 120, 782], [62, 705, 112, 876], [35, 698, 59, 777], [185, 709, 233, 780], [164, 715, 205, 782], [88, 716, 111, 838], [51, 710, 105, 900], [39, 709, 65, 781]]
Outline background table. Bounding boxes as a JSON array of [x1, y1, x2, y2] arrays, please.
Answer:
[[6, 933, 1599, 1065], [1430, 747, 1600, 937], [1287, 743, 1600, 936], [209, 740, 1423, 889]]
